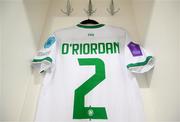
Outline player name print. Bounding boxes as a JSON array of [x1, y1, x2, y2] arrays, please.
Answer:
[[61, 42, 120, 55]]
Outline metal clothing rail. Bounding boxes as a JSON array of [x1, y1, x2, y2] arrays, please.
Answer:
[[61, 0, 120, 16]]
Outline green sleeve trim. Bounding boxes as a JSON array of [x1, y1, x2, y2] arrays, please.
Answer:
[[127, 56, 153, 68], [32, 57, 53, 63]]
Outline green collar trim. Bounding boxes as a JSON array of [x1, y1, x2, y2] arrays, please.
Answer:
[[127, 56, 153, 68], [32, 57, 52, 63], [76, 24, 105, 29]]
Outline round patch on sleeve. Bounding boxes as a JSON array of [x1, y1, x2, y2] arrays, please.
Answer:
[[44, 36, 56, 48]]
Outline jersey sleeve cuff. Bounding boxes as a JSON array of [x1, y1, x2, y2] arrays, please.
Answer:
[[32, 57, 53, 73], [126, 56, 155, 73]]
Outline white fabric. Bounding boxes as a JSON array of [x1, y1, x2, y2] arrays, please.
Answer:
[[125, 31, 155, 73], [32, 34, 57, 72], [32, 25, 154, 122]]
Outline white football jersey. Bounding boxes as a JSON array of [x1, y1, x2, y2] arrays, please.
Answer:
[[32, 24, 155, 122]]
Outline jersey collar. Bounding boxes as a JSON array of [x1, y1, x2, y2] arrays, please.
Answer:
[[76, 24, 105, 29]]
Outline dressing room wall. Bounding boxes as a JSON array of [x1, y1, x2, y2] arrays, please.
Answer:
[[0, 2, 3, 119], [0, 0, 50, 120], [132, 0, 180, 121]]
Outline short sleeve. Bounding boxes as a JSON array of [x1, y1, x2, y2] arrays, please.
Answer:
[[32, 34, 57, 73], [125, 32, 155, 73]]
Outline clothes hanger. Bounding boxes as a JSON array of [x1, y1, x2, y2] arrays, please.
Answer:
[[79, 0, 99, 25], [80, 18, 99, 25], [80, 9, 99, 25]]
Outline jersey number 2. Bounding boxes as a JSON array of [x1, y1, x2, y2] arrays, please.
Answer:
[[73, 58, 108, 120]]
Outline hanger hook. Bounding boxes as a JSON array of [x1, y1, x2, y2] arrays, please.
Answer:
[[84, 0, 97, 17], [107, 0, 120, 16], [61, 0, 74, 16]]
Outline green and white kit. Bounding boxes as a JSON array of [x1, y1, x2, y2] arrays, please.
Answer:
[[32, 24, 155, 122]]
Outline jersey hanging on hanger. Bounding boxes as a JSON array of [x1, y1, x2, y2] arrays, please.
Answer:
[[32, 24, 155, 122]]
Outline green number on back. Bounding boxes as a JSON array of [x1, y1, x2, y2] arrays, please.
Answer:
[[73, 58, 108, 120]]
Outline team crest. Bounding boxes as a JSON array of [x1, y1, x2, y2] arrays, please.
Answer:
[[44, 36, 56, 48]]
